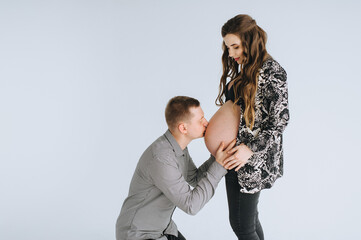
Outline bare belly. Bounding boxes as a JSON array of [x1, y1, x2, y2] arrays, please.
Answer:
[[204, 100, 240, 156]]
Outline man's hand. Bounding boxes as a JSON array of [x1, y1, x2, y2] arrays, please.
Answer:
[[214, 139, 237, 166], [223, 143, 253, 171]]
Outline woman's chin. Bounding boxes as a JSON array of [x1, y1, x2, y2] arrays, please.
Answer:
[[204, 101, 240, 156]]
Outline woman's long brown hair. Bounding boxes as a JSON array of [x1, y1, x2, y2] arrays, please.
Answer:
[[216, 14, 269, 129]]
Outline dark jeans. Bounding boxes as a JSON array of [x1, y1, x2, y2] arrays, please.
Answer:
[[165, 231, 186, 240], [225, 170, 264, 240]]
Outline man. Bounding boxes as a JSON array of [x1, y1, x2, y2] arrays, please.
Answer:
[[116, 96, 235, 240]]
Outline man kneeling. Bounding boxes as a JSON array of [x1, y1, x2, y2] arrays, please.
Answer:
[[115, 96, 235, 240]]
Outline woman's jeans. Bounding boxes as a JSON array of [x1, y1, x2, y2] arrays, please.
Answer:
[[225, 170, 264, 240]]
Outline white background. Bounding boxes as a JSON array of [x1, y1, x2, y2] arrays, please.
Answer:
[[1, 0, 361, 239]]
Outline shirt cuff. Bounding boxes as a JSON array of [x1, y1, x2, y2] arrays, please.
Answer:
[[208, 161, 228, 179]]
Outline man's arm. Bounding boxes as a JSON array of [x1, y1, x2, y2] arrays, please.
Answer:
[[148, 140, 235, 215], [186, 154, 215, 188], [149, 154, 226, 215]]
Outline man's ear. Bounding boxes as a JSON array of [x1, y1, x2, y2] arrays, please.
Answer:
[[178, 123, 187, 134]]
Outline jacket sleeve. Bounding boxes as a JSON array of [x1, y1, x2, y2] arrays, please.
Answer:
[[246, 62, 289, 164], [148, 152, 227, 216]]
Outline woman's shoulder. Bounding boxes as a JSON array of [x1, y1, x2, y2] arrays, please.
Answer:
[[260, 58, 287, 83], [261, 58, 286, 74]]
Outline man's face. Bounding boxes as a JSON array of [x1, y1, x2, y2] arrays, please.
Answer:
[[185, 106, 208, 140]]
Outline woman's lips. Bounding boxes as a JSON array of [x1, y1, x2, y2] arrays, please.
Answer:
[[234, 57, 240, 61]]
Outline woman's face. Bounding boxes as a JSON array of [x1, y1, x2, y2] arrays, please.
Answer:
[[223, 33, 244, 64]]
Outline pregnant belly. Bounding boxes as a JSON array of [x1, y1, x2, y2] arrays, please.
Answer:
[[204, 100, 240, 156]]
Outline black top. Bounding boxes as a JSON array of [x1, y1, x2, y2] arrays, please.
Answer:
[[225, 81, 243, 106]]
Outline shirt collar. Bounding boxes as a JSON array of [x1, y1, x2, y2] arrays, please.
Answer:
[[164, 129, 185, 157]]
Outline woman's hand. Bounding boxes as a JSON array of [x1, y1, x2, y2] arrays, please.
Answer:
[[214, 139, 237, 167], [223, 143, 253, 171]]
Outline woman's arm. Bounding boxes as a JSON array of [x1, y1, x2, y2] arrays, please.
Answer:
[[247, 62, 289, 153]]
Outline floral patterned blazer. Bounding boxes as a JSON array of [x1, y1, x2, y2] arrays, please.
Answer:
[[226, 58, 289, 193]]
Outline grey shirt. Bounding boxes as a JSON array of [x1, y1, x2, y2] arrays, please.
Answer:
[[116, 130, 227, 240]]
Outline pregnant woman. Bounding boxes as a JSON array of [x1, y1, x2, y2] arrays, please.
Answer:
[[204, 14, 289, 239]]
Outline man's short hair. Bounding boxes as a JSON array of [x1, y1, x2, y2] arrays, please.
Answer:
[[165, 96, 200, 130]]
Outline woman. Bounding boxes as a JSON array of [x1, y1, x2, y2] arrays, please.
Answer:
[[206, 14, 289, 239]]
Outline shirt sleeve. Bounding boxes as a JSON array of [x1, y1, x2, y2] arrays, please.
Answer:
[[186, 154, 216, 188], [148, 152, 227, 216], [246, 63, 290, 162]]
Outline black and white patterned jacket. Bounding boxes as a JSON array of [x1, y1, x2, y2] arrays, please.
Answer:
[[233, 58, 289, 193]]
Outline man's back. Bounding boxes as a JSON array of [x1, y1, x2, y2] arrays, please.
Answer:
[[116, 130, 227, 240], [116, 132, 180, 240]]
